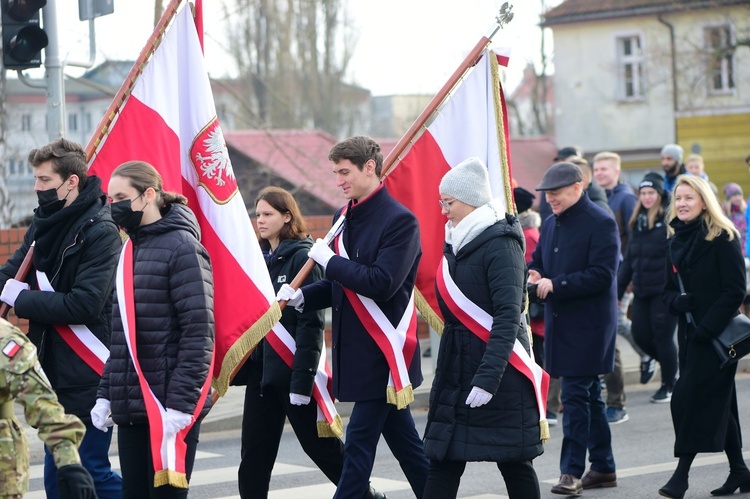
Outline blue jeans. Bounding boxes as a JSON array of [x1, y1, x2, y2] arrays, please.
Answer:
[[44, 422, 122, 499], [560, 376, 616, 478]]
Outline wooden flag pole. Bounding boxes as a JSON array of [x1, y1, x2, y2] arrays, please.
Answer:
[[280, 3, 515, 305], [0, 247, 34, 320]]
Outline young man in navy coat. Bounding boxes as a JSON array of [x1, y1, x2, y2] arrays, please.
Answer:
[[528, 162, 620, 496], [277, 136, 429, 498]]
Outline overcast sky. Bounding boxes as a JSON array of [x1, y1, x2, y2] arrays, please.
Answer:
[[52, 0, 562, 96]]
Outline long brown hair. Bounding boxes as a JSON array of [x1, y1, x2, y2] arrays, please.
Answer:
[[255, 186, 308, 251], [628, 189, 664, 231], [111, 161, 187, 207]]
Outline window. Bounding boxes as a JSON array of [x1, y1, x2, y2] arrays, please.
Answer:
[[616, 35, 645, 100], [705, 25, 734, 93], [21, 114, 31, 131], [82, 112, 92, 133], [68, 113, 78, 132]]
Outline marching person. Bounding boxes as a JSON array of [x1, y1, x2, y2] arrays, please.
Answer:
[[277, 136, 429, 498], [528, 162, 619, 495], [238, 186, 384, 499], [618, 173, 678, 404], [660, 175, 747, 498], [0, 138, 122, 498], [0, 318, 97, 499], [94, 161, 214, 498], [422, 159, 544, 499]]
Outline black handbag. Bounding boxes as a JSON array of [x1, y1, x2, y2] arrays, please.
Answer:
[[677, 273, 750, 369]]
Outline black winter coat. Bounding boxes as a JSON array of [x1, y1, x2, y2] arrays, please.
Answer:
[[423, 216, 544, 463], [257, 237, 325, 395], [618, 212, 669, 299], [98, 203, 214, 424], [0, 177, 121, 421], [664, 219, 745, 454]]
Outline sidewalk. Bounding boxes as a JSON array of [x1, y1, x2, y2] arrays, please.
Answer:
[[203, 333, 750, 433]]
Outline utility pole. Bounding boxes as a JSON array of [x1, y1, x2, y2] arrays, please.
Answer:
[[43, 1, 65, 141]]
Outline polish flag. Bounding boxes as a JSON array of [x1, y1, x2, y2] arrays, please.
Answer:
[[383, 48, 514, 320], [87, 0, 278, 396]]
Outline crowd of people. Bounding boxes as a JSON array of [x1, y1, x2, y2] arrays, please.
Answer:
[[0, 134, 747, 498]]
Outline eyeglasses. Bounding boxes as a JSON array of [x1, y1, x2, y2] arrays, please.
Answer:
[[438, 199, 456, 210]]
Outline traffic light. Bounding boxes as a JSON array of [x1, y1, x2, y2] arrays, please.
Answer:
[[2, 0, 48, 70]]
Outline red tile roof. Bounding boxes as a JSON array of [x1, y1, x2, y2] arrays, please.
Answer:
[[224, 130, 342, 209], [542, 0, 746, 25]]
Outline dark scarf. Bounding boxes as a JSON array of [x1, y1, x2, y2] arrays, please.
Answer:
[[33, 176, 105, 273], [669, 217, 706, 273]]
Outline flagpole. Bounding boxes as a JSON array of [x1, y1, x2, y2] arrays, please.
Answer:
[[84, 0, 186, 161]]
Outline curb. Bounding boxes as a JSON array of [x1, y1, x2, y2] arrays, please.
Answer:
[[201, 356, 750, 434]]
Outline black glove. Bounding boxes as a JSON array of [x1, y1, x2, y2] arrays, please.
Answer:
[[693, 327, 714, 344], [57, 464, 97, 499], [672, 293, 695, 313]]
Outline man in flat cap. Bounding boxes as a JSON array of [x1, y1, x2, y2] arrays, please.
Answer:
[[528, 162, 620, 495]]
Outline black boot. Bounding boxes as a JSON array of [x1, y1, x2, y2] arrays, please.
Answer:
[[711, 470, 750, 496], [659, 475, 688, 499]]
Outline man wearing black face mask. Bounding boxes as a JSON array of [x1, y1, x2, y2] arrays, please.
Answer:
[[0, 138, 123, 498]]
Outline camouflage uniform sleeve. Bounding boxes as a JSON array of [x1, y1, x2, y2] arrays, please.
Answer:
[[2, 326, 84, 468]]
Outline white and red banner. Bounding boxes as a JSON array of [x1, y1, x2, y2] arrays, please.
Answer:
[[87, 0, 278, 395], [383, 48, 514, 321]]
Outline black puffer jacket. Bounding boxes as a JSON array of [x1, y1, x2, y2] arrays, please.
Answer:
[[98, 203, 214, 424], [423, 215, 544, 463], [617, 211, 669, 298], [0, 177, 121, 422], [256, 237, 325, 395]]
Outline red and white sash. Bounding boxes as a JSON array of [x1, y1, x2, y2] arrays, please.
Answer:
[[36, 270, 108, 376], [116, 239, 214, 488], [332, 233, 418, 409], [264, 323, 342, 437], [436, 257, 551, 441]]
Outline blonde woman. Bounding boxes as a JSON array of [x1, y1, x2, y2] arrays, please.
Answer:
[[659, 175, 747, 498]]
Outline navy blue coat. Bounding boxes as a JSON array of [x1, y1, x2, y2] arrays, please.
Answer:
[[302, 185, 423, 402], [528, 193, 619, 377]]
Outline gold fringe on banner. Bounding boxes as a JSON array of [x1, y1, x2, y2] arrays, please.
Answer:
[[317, 415, 344, 438], [415, 288, 444, 336], [386, 384, 414, 409], [154, 469, 189, 489], [489, 50, 515, 214], [540, 419, 550, 443], [212, 302, 282, 396]]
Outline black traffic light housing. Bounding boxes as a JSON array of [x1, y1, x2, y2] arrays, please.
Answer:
[[2, 0, 48, 70]]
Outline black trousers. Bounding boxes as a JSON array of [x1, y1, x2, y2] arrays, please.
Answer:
[[118, 422, 200, 499], [423, 459, 540, 499], [238, 361, 345, 498], [631, 294, 678, 386]]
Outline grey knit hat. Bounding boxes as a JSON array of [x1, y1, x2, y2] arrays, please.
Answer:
[[439, 157, 492, 207], [661, 144, 683, 164]]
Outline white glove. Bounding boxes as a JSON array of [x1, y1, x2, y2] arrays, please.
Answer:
[[465, 386, 493, 408], [276, 283, 304, 310], [308, 238, 335, 270], [289, 393, 311, 406], [164, 408, 193, 435], [0, 279, 29, 307], [90, 398, 113, 432]]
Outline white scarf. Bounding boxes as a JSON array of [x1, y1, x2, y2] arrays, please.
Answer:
[[445, 199, 505, 254]]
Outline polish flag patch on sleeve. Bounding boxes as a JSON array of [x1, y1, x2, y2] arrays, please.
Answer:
[[2, 340, 21, 358]]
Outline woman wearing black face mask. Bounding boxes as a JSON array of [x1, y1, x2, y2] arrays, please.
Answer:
[[93, 160, 214, 497]]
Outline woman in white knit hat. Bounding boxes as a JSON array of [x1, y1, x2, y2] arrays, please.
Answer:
[[422, 157, 544, 499]]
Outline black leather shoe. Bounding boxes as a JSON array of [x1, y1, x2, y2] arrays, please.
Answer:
[[551, 474, 583, 496], [711, 470, 750, 495], [362, 485, 387, 499], [659, 475, 688, 499], [582, 469, 617, 489]]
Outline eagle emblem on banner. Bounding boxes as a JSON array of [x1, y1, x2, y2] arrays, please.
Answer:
[[191, 118, 238, 204]]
